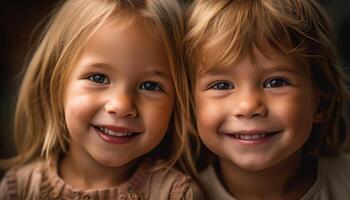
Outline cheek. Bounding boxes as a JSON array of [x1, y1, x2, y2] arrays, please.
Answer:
[[195, 94, 223, 136], [142, 98, 174, 136], [272, 92, 315, 135], [64, 87, 97, 134], [194, 95, 226, 154], [65, 96, 91, 120]]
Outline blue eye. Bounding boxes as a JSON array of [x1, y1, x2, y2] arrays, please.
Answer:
[[210, 82, 234, 90], [140, 81, 163, 91], [88, 74, 109, 84], [264, 78, 289, 88]]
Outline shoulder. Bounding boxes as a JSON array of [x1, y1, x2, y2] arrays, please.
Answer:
[[142, 163, 204, 200], [319, 153, 350, 179], [314, 154, 350, 199], [0, 159, 47, 200], [198, 165, 235, 200]]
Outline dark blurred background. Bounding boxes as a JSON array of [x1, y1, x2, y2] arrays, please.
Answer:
[[1, 0, 349, 179]]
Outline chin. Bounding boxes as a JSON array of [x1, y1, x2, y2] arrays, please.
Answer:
[[94, 156, 134, 168], [230, 157, 274, 172], [237, 162, 270, 171]]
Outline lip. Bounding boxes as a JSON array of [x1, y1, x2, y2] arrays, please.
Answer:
[[92, 124, 142, 144]]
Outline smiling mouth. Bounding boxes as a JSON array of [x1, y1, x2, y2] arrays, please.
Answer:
[[228, 131, 279, 141], [93, 126, 141, 137], [233, 133, 267, 140]]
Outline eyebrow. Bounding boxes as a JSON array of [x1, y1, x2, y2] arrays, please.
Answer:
[[197, 65, 231, 77], [82, 62, 110, 69], [198, 64, 302, 77], [262, 65, 302, 75], [143, 69, 171, 80], [82, 62, 171, 79]]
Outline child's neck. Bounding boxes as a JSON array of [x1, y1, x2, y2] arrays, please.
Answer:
[[59, 146, 138, 190], [218, 152, 317, 200]]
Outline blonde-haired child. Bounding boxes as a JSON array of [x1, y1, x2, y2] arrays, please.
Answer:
[[186, 0, 350, 199], [0, 0, 204, 199]]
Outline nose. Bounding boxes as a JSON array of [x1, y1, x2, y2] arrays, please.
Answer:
[[233, 88, 267, 119], [104, 91, 137, 118]]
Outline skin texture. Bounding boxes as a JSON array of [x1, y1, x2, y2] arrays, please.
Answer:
[[195, 48, 318, 199], [61, 18, 175, 189]]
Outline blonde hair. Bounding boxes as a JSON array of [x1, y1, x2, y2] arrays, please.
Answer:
[[185, 0, 349, 156], [2, 0, 197, 176]]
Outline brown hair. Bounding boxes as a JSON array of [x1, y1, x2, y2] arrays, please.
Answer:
[[185, 0, 349, 156]]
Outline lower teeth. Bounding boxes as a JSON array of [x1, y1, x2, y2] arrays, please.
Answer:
[[96, 126, 134, 137]]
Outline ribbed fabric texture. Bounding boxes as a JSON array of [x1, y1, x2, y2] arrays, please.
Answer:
[[0, 157, 202, 200]]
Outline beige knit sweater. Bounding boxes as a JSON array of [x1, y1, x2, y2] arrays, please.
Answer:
[[0, 157, 203, 200]]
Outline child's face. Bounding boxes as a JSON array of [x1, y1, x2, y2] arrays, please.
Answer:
[[64, 18, 174, 168], [194, 48, 318, 171]]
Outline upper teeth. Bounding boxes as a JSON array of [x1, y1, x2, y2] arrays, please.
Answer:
[[233, 133, 266, 140], [98, 127, 134, 137]]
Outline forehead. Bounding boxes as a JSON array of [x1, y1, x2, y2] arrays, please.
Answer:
[[90, 16, 162, 47], [197, 46, 307, 77], [88, 16, 165, 56], [66, 16, 169, 79]]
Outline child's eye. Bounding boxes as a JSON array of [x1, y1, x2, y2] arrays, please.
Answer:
[[209, 81, 234, 90], [140, 81, 163, 91], [88, 74, 109, 84], [264, 78, 290, 88]]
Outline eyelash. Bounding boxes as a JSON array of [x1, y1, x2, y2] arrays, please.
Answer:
[[88, 74, 109, 84], [208, 78, 291, 90], [87, 74, 164, 92], [264, 78, 291, 88], [209, 81, 234, 90], [139, 81, 164, 92]]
